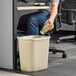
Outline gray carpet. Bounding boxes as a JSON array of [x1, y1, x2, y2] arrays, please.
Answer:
[[50, 40, 76, 50], [32, 54, 76, 76], [31, 41, 76, 76], [49, 40, 76, 57]]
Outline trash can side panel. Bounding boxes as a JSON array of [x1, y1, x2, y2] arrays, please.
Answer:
[[18, 39, 34, 71], [33, 39, 49, 70]]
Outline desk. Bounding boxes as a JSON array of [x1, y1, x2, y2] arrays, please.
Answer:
[[17, 6, 49, 11]]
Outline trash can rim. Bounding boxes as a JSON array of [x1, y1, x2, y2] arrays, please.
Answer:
[[17, 35, 50, 40]]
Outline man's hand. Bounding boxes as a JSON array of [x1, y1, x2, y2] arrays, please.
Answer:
[[45, 19, 54, 31], [40, 19, 54, 35]]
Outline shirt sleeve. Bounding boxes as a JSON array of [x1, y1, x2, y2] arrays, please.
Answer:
[[50, 0, 59, 3]]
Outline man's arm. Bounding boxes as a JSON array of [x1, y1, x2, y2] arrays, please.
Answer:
[[49, 2, 59, 24], [46, 1, 59, 31]]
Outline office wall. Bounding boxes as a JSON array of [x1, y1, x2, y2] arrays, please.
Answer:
[[0, 0, 13, 69]]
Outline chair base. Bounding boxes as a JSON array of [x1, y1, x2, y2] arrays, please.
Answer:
[[56, 35, 76, 43], [49, 48, 67, 58]]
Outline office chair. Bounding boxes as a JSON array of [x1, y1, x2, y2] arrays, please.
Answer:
[[49, 0, 67, 58], [56, 0, 76, 43]]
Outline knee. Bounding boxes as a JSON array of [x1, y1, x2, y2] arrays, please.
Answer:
[[27, 16, 36, 23]]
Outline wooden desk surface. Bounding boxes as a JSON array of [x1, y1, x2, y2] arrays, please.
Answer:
[[17, 6, 49, 11]]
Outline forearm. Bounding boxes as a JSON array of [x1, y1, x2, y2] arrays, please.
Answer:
[[49, 2, 59, 23], [41, 1, 59, 32]]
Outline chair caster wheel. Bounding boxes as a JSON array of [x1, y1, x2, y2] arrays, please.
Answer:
[[53, 52, 56, 54], [56, 40, 60, 43], [62, 53, 67, 58]]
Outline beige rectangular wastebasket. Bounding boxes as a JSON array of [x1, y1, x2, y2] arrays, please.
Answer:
[[17, 35, 50, 72]]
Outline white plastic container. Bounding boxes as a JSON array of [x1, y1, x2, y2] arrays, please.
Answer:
[[17, 35, 50, 72]]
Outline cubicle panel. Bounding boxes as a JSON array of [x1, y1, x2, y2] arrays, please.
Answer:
[[0, 0, 13, 69]]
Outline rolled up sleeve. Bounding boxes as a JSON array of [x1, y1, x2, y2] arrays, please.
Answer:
[[50, 0, 59, 3]]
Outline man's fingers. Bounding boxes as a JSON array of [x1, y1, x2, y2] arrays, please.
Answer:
[[44, 20, 54, 31], [47, 21, 54, 30], [50, 24, 54, 30]]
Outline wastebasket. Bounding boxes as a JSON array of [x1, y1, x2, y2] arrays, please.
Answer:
[[17, 35, 50, 72]]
